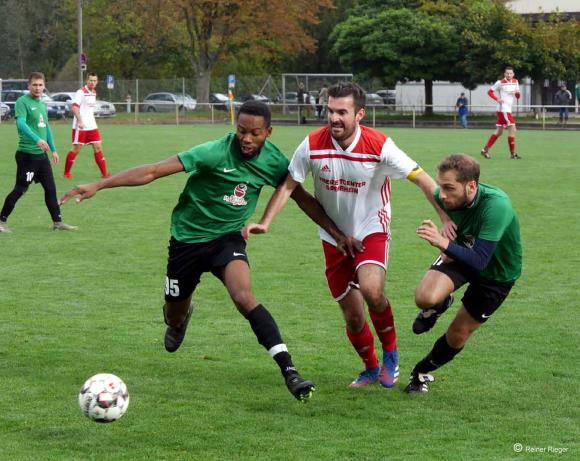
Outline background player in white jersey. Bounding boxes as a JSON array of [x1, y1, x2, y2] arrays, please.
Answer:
[[244, 82, 455, 390], [64, 73, 110, 178], [481, 66, 522, 160]]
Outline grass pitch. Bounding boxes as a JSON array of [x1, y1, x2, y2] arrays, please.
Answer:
[[0, 121, 578, 460]]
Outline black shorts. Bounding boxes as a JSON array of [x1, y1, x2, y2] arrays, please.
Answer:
[[164, 232, 249, 302], [14, 151, 55, 187], [430, 258, 514, 323]]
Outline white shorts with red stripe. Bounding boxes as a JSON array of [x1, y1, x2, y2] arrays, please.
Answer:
[[72, 128, 102, 145], [495, 111, 516, 127], [322, 232, 389, 301]]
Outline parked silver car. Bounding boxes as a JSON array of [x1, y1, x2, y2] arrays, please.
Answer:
[[51, 92, 117, 117], [1, 102, 10, 120], [142, 92, 197, 112]]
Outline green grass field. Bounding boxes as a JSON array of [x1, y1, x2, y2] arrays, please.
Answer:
[[0, 121, 578, 460]]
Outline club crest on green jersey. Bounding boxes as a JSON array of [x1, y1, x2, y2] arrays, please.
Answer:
[[223, 183, 248, 206], [38, 114, 46, 128]]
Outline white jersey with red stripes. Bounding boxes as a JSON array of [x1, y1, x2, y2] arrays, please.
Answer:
[[72, 85, 98, 130], [289, 125, 419, 245], [490, 79, 520, 113]]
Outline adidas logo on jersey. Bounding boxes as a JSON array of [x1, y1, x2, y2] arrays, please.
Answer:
[[321, 164, 331, 173]]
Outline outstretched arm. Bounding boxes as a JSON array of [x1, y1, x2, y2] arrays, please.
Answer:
[[411, 171, 457, 240], [60, 155, 185, 204], [242, 173, 298, 238]]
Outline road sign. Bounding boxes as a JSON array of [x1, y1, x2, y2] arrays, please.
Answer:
[[228, 74, 236, 90], [80, 64, 87, 71], [80, 53, 87, 65], [106, 75, 114, 90]]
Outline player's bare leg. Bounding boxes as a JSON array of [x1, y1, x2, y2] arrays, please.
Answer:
[[357, 264, 399, 387], [413, 269, 455, 334], [223, 260, 314, 401]]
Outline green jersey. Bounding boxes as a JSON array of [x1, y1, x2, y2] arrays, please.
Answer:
[[435, 183, 522, 283], [15, 94, 50, 155], [171, 133, 290, 243]]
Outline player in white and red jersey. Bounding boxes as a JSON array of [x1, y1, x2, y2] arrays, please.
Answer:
[[481, 66, 522, 160], [64, 73, 110, 179], [243, 82, 455, 390]]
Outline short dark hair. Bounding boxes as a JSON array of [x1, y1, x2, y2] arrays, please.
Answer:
[[28, 72, 45, 83], [505, 66, 514, 72], [328, 82, 366, 111], [238, 100, 271, 127], [87, 72, 98, 78], [437, 154, 480, 184]]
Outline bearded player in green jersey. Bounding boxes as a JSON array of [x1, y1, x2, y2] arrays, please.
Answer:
[[0, 72, 76, 232], [61, 101, 360, 402], [405, 154, 522, 394]]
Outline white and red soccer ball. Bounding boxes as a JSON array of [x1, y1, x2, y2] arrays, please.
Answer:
[[78, 373, 129, 423]]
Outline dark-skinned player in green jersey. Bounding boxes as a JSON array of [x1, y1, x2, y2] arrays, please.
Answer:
[[60, 101, 361, 402], [405, 154, 522, 394]]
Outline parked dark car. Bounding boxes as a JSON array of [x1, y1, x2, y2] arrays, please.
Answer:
[[210, 93, 242, 111], [1, 90, 66, 119], [375, 89, 396, 106], [238, 93, 269, 103]]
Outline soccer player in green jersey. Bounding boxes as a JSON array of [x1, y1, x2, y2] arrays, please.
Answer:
[[405, 154, 522, 394], [0, 72, 76, 232], [61, 101, 358, 402]]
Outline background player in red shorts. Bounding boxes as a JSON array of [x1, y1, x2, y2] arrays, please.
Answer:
[[481, 66, 522, 160], [64, 73, 110, 178]]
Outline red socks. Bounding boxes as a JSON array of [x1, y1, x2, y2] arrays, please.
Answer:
[[369, 302, 397, 352], [64, 151, 77, 176], [65, 150, 110, 177], [94, 151, 109, 177], [484, 134, 498, 152], [346, 322, 379, 369], [508, 136, 516, 154]]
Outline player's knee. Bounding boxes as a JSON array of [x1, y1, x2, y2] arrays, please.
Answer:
[[415, 286, 438, 309], [361, 288, 385, 311], [345, 314, 365, 334]]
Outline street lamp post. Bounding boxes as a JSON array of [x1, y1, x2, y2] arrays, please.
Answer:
[[78, 0, 84, 87]]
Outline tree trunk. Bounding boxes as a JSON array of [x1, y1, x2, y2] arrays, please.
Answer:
[[195, 69, 211, 104], [424, 79, 433, 116]]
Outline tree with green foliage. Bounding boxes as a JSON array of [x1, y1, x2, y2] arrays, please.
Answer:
[[332, 2, 461, 114]]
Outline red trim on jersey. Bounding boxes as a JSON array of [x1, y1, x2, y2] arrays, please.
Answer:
[[72, 103, 80, 108], [309, 153, 380, 162], [308, 125, 389, 157], [378, 178, 391, 233]]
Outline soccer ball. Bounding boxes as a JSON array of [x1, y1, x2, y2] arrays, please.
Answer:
[[78, 373, 130, 423]]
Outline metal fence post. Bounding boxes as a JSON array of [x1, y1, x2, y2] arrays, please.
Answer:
[[135, 79, 139, 123], [542, 106, 546, 130]]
